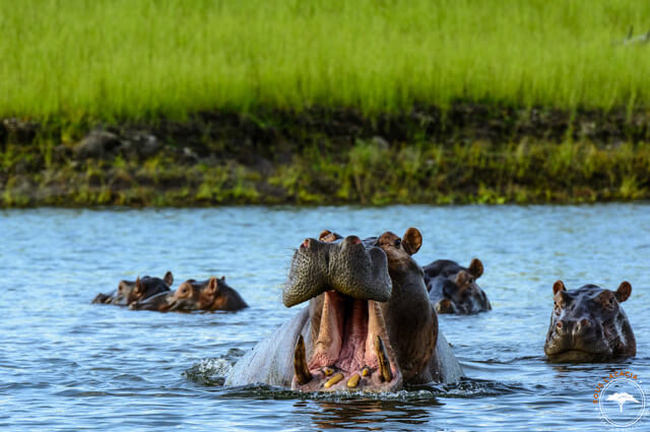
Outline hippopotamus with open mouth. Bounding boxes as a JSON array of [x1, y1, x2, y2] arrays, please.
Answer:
[[423, 259, 491, 314], [544, 280, 636, 362], [92, 271, 173, 306], [226, 228, 462, 392]]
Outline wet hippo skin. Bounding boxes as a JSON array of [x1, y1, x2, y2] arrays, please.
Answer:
[[92, 271, 173, 306], [226, 228, 462, 392], [545, 280, 636, 362], [423, 259, 490, 314]]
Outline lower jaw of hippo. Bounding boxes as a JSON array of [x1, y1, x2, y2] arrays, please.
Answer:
[[292, 291, 402, 392], [545, 349, 612, 363]]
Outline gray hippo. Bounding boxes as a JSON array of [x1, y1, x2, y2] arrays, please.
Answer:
[[545, 280, 636, 362], [423, 259, 490, 314], [226, 228, 462, 392], [92, 271, 173, 306]]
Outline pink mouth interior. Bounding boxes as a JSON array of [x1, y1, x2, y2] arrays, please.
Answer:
[[298, 291, 400, 391]]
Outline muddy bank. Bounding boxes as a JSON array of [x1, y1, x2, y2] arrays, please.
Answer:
[[1, 104, 649, 207]]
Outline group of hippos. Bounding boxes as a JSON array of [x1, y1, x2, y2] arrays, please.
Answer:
[[93, 227, 636, 392]]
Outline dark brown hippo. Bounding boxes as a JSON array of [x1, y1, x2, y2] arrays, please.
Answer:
[[226, 228, 462, 392], [423, 259, 490, 314], [92, 271, 173, 306], [166, 277, 248, 312], [129, 291, 174, 312], [545, 280, 636, 362]]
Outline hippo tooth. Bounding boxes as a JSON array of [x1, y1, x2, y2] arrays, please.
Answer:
[[322, 367, 335, 377], [323, 372, 344, 389], [346, 374, 361, 389], [360, 366, 371, 377], [374, 335, 393, 383], [293, 335, 312, 385]]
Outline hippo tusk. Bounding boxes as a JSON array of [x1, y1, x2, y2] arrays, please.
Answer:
[[293, 335, 312, 385], [323, 372, 344, 389], [375, 335, 393, 383]]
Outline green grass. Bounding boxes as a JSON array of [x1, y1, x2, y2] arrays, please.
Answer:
[[1, 0, 650, 120], [2, 136, 649, 207]]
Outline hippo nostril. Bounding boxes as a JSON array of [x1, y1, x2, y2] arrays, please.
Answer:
[[556, 321, 563, 329], [579, 318, 590, 328], [301, 239, 310, 248], [344, 235, 361, 245]]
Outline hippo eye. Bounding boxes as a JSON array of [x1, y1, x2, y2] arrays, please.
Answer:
[[554, 302, 562, 314], [394, 238, 401, 248]]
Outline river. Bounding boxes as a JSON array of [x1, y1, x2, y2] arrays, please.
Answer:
[[1, 204, 648, 431]]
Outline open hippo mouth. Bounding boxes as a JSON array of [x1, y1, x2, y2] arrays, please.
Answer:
[[284, 235, 401, 392]]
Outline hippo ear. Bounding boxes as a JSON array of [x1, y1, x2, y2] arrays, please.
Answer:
[[552, 280, 566, 296], [207, 277, 219, 294], [402, 227, 422, 256], [468, 258, 483, 278], [134, 277, 143, 293], [164, 271, 174, 287], [615, 281, 632, 302], [319, 230, 333, 241]]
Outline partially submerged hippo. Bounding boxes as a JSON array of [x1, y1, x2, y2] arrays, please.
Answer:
[[544, 280, 636, 362], [92, 271, 173, 306], [130, 276, 247, 312], [129, 291, 174, 312], [167, 277, 248, 312], [423, 259, 490, 314], [227, 228, 462, 392]]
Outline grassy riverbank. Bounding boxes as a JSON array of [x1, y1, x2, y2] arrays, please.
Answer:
[[2, 0, 650, 119], [2, 106, 649, 206], [2, 1, 650, 206]]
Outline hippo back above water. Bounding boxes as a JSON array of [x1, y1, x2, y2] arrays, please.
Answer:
[[544, 280, 636, 362], [423, 259, 490, 314], [227, 228, 462, 392]]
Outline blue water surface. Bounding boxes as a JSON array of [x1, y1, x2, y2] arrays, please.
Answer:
[[0, 204, 648, 431]]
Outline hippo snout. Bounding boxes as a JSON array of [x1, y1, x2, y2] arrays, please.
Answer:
[[283, 235, 392, 308]]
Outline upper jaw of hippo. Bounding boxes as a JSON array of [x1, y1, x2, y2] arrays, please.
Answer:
[[292, 291, 403, 392], [283, 235, 392, 307]]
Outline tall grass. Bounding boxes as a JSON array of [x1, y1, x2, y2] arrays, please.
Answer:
[[1, 0, 649, 120]]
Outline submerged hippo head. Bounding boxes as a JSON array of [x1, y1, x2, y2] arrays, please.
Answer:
[[167, 277, 248, 312], [284, 227, 437, 392], [126, 271, 174, 305], [92, 271, 173, 306], [544, 280, 636, 362], [129, 291, 174, 312], [424, 259, 490, 314]]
